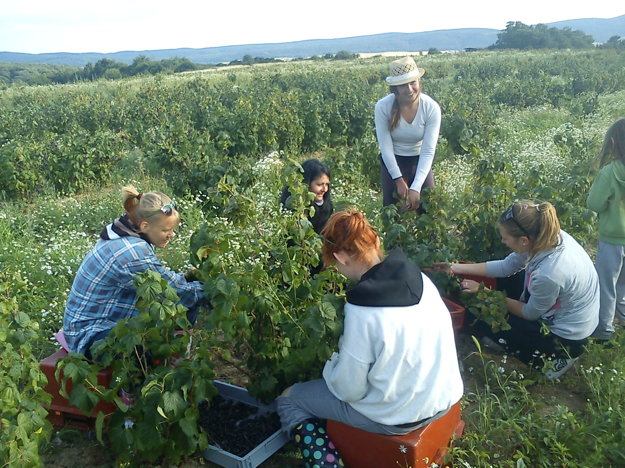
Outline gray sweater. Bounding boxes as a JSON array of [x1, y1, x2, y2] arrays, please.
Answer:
[[486, 230, 599, 340]]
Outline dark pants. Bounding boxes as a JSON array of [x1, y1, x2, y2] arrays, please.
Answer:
[[380, 154, 435, 207], [471, 313, 588, 365]]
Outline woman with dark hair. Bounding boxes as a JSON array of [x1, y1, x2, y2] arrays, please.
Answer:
[[441, 201, 599, 379], [277, 209, 463, 467], [375, 56, 441, 211], [281, 158, 333, 234]]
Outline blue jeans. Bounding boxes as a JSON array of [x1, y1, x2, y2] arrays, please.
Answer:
[[85, 304, 202, 361], [593, 241, 625, 339], [276, 379, 448, 437]]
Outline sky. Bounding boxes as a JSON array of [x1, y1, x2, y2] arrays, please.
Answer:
[[1, 1, 623, 54]]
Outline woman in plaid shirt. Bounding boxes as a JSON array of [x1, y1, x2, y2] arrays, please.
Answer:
[[62, 185, 205, 359]]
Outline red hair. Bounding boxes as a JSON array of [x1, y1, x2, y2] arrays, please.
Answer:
[[321, 208, 383, 266]]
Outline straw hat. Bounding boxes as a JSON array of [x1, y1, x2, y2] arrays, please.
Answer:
[[385, 56, 425, 86]]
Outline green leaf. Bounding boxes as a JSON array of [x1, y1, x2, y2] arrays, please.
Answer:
[[318, 302, 337, 320], [95, 411, 105, 444], [162, 391, 186, 416], [68, 384, 99, 413], [157, 405, 168, 419], [13, 311, 30, 327], [179, 415, 197, 438]]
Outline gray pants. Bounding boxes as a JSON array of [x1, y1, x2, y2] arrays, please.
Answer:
[[593, 241, 625, 339], [276, 379, 447, 437]]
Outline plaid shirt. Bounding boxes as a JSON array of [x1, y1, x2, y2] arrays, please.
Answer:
[[63, 234, 204, 355]]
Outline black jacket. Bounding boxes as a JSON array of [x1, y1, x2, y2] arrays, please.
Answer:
[[280, 188, 334, 234]]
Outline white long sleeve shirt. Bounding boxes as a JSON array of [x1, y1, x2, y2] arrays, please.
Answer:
[[374, 93, 441, 192]]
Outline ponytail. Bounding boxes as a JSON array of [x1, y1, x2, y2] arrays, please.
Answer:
[[529, 202, 560, 257], [498, 200, 560, 258], [120, 184, 175, 223], [389, 92, 401, 131], [122, 185, 141, 216]]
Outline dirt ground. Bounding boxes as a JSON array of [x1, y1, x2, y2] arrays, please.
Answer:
[[41, 331, 590, 468]]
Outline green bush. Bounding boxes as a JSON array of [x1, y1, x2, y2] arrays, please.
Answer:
[[0, 274, 52, 467], [57, 270, 215, 466]]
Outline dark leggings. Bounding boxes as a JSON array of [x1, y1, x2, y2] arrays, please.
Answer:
[[470, 313, 588, 365], [380, 154, 435, 207]]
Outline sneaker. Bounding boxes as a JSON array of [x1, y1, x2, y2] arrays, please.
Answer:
[[544, 357, 578, 380], [481, 336, 506, 353], [123, 417, 135, 429]]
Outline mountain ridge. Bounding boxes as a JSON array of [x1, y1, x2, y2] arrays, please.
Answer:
[[1, 15, 623, 67]]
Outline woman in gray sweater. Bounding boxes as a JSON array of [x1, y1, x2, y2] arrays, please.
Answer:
[[444, 200, 599, 380]]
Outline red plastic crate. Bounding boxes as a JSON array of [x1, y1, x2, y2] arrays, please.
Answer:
[[442, 297, 466, 336], [40, 348, 116, 429], [327, 401, 464, 468]]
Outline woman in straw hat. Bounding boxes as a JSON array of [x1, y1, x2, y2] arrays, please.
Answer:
[[375, 56, 441, 211]]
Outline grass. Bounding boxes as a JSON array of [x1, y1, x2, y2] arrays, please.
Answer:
[[453, 331, 625, 467]]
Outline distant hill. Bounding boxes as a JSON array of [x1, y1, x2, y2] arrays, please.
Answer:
[[1, 15, 623, 67], [549, 15, 625, 42], [0, 29, 499, 67]]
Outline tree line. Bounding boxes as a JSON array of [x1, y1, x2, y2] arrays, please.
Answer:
[[0, 50, 361, 87], [491, 21, 625, 50], [0, 55, 205, 87]]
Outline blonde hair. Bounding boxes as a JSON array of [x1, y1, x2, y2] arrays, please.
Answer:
[[121, 185, 177, 224], [321, 208, 383, 266], [498, 200, 561, 258]]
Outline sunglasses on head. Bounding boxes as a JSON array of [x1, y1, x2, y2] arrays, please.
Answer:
[[146, 201, 178, 218], [503, 203, 531, 238]]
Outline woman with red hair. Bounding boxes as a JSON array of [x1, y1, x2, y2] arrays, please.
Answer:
[[276, 208, 463, 467]]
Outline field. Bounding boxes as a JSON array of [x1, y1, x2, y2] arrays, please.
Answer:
[[2, 49, 625, 467]]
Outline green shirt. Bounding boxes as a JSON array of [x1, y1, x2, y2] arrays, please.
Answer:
[[587, 160, 625, 245]]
